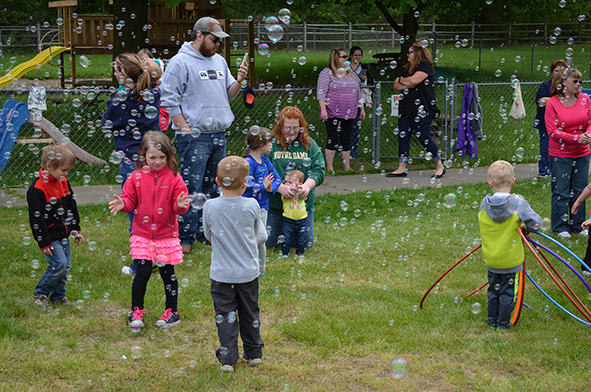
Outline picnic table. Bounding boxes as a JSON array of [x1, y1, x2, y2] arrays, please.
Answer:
[[372, 52, 403, 69]]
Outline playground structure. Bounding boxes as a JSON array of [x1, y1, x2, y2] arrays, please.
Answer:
[[0, 98, 106, 174], [46, 0, 255, 88], [420, 229, 591, 327], [0, 1, 255, 171]]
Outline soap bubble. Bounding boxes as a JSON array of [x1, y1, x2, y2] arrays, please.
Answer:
[[268, 25, 284, 44], [79, 55, 91, 68], [88, 241, 97, 251], [278, 9, 291, 24], [265, 16, 279, 30], [298, 56, 307, 65], [495, 70, 502, 78], [131, 346, 142, 359], [566, 47, 573, 56], [391, 358, 406, 378], [145, 106, 158, 119], [191, 193, 207, 210], [258, 43, 269, 55], [471, 303, 482, 314], [443, 193, 457, 208], [554, 27, 562, 36]]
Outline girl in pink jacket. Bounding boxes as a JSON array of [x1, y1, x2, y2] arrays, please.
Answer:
[[109, 131, 189, 332]]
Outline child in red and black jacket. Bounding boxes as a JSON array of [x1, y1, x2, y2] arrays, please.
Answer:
[[27, 143, 84, 307]]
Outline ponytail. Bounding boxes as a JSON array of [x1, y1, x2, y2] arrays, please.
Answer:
[[115, 53, 161, 103]]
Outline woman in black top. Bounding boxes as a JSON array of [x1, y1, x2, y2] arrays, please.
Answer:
[[387, 42, 445, 178], [348, 46, 374, 159]]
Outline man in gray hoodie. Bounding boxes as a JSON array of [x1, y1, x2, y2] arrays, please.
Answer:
[[160, 17, 248, 254]]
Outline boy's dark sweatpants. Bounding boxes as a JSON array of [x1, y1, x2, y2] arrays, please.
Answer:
[[487, 271, 516, 329], [211, 278, 264, 365]]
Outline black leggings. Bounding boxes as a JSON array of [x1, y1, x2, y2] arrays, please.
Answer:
[[325, 117, 355, 151], [131, 260, 178, 312]]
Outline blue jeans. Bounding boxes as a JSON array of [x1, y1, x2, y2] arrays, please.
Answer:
[[537, 127, 550, 175], [266, 210, 314, 249], [397, 111, 440, 162], [34, 239, 71, 301], [177, 132, 226, 246], [281, 217, 307, 256], [550, 155, 590, 233]]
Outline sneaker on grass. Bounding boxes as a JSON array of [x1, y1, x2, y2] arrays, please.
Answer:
[[155, 308, 180, 328], [220, 364, 234, 372], [34, 294, 49, 307], [243, 354, 262, 366], [53, 297, 73, 305], [129, 307, 146, 329]]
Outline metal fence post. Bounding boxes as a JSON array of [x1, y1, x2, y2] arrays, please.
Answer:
[[373, 83, 381, 164], [303, 21, 307, 51]]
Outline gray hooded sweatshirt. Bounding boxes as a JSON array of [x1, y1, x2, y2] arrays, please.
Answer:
[[160, 41, 237, 134]]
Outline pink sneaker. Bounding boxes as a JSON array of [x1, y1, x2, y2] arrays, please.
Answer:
[[155, 308, 181, 328]]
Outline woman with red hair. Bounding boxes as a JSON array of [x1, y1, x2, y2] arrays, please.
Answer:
[[265, 106, 326, 250]]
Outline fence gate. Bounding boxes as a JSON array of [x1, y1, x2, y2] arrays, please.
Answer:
[[372, 79, 456, 166]]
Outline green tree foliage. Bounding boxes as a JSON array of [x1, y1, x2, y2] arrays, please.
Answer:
[[0, 0, 54, 26]]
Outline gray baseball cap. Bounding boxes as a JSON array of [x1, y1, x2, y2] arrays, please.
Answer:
[[193, 17, 229, 38]]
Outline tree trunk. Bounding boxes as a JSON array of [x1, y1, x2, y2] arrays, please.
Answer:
[[400, 11, 419, 66], [112, 0, 148, 60]]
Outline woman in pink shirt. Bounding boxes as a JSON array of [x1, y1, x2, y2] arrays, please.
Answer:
[[545, 68, 591, 238], [317, 48, 365, 172]]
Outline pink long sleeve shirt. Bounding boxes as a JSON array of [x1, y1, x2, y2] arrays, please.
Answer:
[[545, 93, 591, 158], [316, 67, 362, 120]]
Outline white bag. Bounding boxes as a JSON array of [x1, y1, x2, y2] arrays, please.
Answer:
[[509, 81, 526, 120]]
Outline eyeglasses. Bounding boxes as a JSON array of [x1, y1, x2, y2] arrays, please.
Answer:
[[339, 55, 348, 59], [202, 33, 222, 44], [283, 127, 300, 132], [408, 50, 414, 54], [570, 79, 582, 85]]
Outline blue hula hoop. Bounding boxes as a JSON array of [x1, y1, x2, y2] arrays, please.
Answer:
[[524, 269, 591, 326], [527, 237, 591, 293], [532, 231, 591, 274]]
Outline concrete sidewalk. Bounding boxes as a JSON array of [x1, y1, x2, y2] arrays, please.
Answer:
[[2, 164, 539, 207]]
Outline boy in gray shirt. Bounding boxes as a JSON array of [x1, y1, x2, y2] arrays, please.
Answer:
[[203, 155, 266, 372]]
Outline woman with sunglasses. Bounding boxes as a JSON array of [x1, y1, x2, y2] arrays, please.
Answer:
[[387, 42, 445, 178], [545, 68, 591, 239], [317, 48, 365, 172]]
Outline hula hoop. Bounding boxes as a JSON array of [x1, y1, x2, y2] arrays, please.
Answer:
[[419, 244, 481, 309], [510, 268, 526, 326], [532, 231, 591, 274], [463, 281, 488, 299], [520, 230, 591, 323], [527, 238, 591, 293], [524, 269, 591, 326], [526, 238, 591, 321]]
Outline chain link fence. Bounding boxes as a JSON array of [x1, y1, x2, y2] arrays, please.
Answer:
[[2, 79, 582, 189]]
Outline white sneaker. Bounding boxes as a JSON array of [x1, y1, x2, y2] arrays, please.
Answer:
[[578, 229, 589, 236], [121, 266, 134, 276], [220, 364, 234, 372], [582, 270, 591, 277], [557, 232, 571, 239], [243, 354, 262, 366]]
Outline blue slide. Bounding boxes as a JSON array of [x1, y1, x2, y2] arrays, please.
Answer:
[[0, 100, 29, 174]]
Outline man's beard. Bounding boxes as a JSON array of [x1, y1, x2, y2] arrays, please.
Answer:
[[199, 46, 217, 57]]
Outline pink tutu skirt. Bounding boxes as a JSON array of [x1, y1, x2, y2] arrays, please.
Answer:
[[130, 235, 184, 265]]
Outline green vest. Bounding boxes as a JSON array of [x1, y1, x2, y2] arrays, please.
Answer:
[[478, 209, 524, 270]]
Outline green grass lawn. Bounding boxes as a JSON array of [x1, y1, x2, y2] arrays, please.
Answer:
[[1, 42, 588, 86], [1, 177, 591, 390]]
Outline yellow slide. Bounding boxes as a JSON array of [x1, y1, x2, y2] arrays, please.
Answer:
[[0, 46, 70, 89]]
